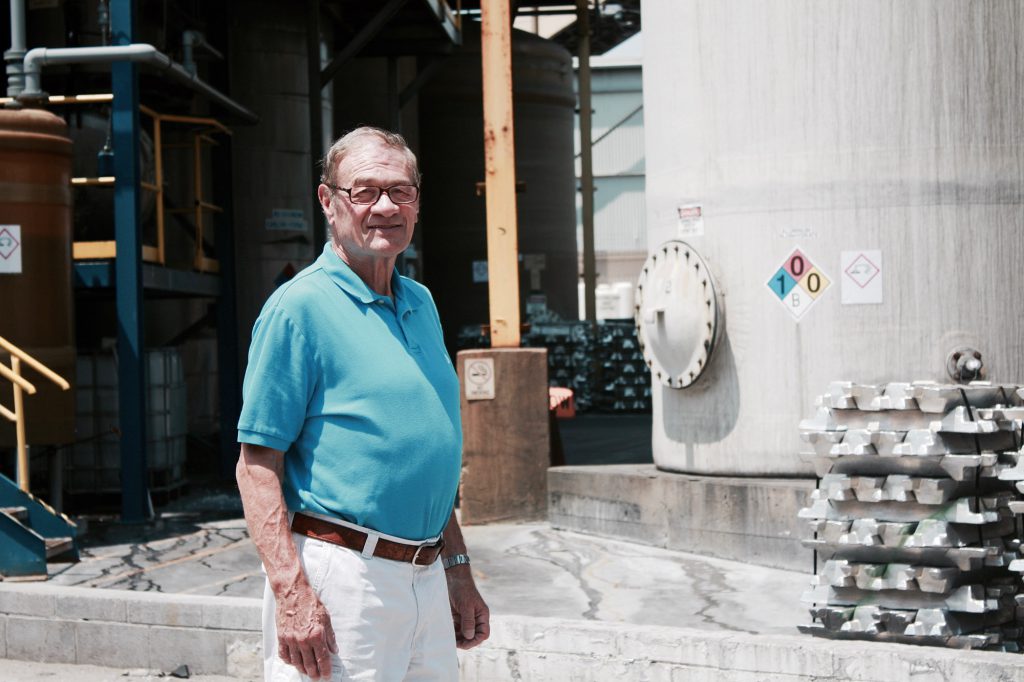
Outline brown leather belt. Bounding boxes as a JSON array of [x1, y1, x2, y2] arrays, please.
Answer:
[[291, 513, 445, 566]]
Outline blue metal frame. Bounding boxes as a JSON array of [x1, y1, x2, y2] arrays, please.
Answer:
[[111, 0, 149, 522], [74, 261, 221, 297], [213, 137, 241, 479]]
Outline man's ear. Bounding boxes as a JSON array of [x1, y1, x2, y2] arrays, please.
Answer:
[[316, 184, 331, 209]]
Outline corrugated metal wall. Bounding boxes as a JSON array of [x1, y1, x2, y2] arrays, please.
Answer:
[[575, 54, 646, 280]]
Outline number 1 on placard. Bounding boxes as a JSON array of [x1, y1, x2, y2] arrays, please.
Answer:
[[775, 274, 786, 294]]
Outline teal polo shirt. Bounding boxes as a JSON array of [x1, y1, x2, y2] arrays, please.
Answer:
[[237, 243, 462, 540]]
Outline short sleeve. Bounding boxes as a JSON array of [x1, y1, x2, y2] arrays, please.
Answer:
[[237, 305, 318, 451]]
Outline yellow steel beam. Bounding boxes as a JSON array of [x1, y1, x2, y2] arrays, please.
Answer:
[[0, 93, 113, 105], [71, 176, 116, 186], [480, 0, 521, 348], [194, 255, 220, 273], [73, 240, 118, 260], [72, 241, 161, 263], [154, 117, 166, 264]]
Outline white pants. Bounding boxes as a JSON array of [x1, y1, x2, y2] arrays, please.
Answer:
[[263, 531, 458, 681]]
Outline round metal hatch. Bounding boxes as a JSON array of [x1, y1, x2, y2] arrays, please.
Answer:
[[635, 240, 723, 389]]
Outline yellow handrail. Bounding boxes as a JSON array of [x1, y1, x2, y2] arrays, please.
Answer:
[[64, 98, 231, 271], [0, 336, 70, 390], [0, 335, 71, 492]]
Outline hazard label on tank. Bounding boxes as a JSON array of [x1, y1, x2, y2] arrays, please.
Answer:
[[0, 225, 22, 274], [766, 247, 831, 320]]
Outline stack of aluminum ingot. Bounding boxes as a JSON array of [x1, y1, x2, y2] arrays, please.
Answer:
[[798, 381, 1024, 650]]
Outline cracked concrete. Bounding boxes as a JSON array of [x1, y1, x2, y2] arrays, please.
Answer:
[[44, 516, 809, 635]]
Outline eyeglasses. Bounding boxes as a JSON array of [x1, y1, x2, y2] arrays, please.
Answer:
[[327, 184, 419, 205]]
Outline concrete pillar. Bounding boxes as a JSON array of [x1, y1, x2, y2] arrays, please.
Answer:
[[458, 348, 549, 524]]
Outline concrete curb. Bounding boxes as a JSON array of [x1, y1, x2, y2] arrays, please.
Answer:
[[460, 616, 1024, 681], [2, 583, 1023, 680]]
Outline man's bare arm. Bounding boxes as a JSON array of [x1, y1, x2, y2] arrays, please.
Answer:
[[441, 510, 490, 649], [236, 443, 337, 679]]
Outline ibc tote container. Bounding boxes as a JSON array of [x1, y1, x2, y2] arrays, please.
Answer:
[[70, 348, 187, 493]]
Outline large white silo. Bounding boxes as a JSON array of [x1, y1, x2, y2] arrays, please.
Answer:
[[638, 0, 1024, 475]]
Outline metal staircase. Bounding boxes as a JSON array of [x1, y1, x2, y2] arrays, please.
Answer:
[[0, 336, 78, 578], [0, 472, 78, 578]]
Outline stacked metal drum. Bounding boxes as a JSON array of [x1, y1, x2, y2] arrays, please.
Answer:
[[799, 381, 1024, 650]]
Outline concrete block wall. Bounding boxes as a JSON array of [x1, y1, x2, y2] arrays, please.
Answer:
[[0, 583, 261, 677], [548, 464, 816, 571]]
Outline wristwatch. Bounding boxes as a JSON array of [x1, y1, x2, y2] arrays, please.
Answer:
[[442, 553, 471, 570]]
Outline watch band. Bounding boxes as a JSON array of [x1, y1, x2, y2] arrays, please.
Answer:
[[442, 553, 471, 570]]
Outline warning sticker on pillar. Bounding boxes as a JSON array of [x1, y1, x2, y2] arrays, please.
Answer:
[[465, 357, 496, 401], [766, 246, 831, 320], [0, 226, 22, 274]]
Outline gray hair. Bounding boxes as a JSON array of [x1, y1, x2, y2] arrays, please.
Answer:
[[319, 126, 421, 187]]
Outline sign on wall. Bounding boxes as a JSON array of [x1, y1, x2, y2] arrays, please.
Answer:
[[465, 358, 496, 401]]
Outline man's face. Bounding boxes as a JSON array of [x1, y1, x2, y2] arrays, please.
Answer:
[[319, 140, 418, 266]]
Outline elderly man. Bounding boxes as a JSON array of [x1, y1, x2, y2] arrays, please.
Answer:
[[236, 126, 489, 681]]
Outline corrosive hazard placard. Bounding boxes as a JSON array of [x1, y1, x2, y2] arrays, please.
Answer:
[[841, 250, 883, 305], [464, 357, 496, 401], [0, 225, 22, 274]]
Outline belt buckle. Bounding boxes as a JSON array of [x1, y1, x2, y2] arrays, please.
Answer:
[[412, 537, 444, 565]]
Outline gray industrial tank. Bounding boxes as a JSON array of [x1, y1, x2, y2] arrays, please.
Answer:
[[418, 21, 578, 345], [228, 0, 318, 340], [639, 1, 1024, 475]]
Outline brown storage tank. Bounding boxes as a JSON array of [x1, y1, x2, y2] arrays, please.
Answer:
[[0, 109, 75, 447]]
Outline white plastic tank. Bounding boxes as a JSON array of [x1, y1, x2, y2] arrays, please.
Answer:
[[582, 281, 636, 321], [640, 1, 1024, 475]]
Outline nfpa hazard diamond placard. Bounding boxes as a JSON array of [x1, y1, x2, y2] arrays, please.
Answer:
[[766, 247, 831, 320]]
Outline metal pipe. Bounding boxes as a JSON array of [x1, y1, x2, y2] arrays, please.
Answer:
[[577, 0, 597, 323], [183, 30, 224, 76], [5, 0, 27, 98], [18, 44, 258, 124]]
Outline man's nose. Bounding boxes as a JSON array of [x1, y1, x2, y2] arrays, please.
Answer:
[[370, 191, 400, 214]]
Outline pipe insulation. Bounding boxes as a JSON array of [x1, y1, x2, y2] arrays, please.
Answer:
[[18, 44, 258, 124]]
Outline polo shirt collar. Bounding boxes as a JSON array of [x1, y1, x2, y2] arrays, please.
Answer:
[[318, 242, 423, 313]]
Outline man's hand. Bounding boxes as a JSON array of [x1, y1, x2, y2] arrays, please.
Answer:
[[446, 564, 490, 649], [275, 587, 339, 680]]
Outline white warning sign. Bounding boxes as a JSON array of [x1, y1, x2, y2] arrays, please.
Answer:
[[464, 357, 496, 401], [841, 250, 883, 305], [0, 225, 22, 274]]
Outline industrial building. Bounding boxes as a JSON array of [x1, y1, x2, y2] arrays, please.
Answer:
[[0, 0, 643, 526]]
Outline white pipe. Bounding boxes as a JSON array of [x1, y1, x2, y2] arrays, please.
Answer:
[[9, 0, 25, 52], [5, 0, 28, 97], [19, 44, 258, 123]]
